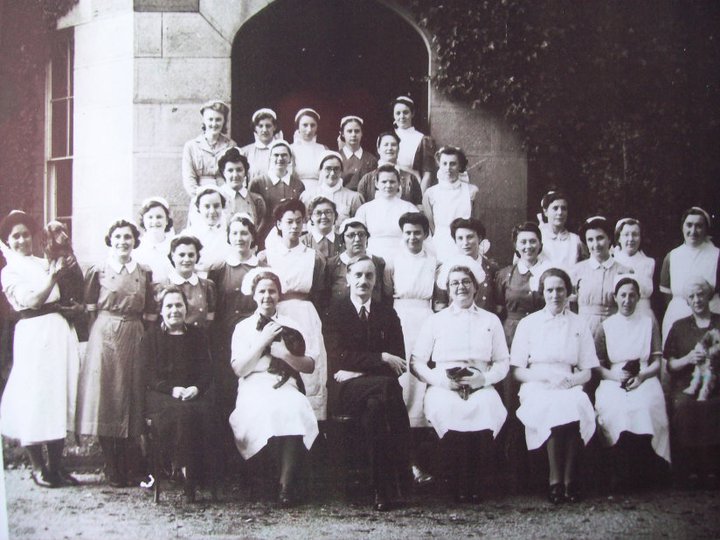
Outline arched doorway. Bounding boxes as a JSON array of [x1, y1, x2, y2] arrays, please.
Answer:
[[231, 0, 430, 151]]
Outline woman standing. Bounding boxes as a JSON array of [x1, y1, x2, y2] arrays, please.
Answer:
[[180, 186, 231, 275], [182, 100, 236, 224], [412, 264, 509, 502], [134, 197, 175, 284], [572, 216, 632, 340], [217, 147, 266, 232], [229, 270, 318, 506], [495, 222, 551, 345], [241, 108, 280, 179], [291, 108, 327, 191], [594, 277, 670, 490], [613, 218, 655, 316], [164, 235, 216, 329], [660, 207, 720, 344], [392, 96, 437, 192], [258, 199, 328, 420], [354, 165, 419, 265], [664, 277, 720, 487], [538, 191, 585, 273], [142, 286, 217, 502], [338, 115, 377, 191], [0, 211, 80, 487], [511, 268, 599, 503], [76, 219, 156, 487], [422, 146, 482, 263]]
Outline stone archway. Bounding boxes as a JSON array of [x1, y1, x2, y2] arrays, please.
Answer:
[[230, 0, 430, 149]]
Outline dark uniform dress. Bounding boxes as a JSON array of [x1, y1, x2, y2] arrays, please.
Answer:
[[248, 172, 305, 245], [142, 325, 217, 478], [325, 297, 410, 497]]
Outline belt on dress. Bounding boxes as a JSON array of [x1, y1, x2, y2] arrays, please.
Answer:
[[16, 302, 61, 320], [97, 310, 142, 321]]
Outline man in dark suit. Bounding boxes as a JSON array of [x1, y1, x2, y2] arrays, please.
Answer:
[[325, 255, 410, 511]]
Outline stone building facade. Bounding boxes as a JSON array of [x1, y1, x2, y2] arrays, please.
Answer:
[[53, 0, 526, 263]]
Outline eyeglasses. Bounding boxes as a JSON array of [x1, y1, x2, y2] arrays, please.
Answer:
[[322, 166, 342, 173], [449, 278, 473, 289], [313, 210, 335, 217], [344, 231, 367, 239]]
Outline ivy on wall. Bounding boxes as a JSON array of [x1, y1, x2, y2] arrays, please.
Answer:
[[410, 0, 720, 256]]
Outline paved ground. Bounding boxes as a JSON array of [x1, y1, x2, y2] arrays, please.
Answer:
[[5, 467, 720, 539]]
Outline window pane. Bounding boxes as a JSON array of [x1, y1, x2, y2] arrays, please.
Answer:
[[54, 159, 73, 218], [68, 97, 74, 155], [51, 99, 68, 157], [51, 42, 68, 99]]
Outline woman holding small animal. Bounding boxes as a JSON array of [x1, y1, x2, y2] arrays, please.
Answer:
[[229, 269, 318, 506], [665, 277, 720, 488], [0, 211, 81, 488], [594, 277, 670, 491]]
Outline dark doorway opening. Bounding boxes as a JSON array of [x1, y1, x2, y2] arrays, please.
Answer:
[[231, 0, 429, 154]]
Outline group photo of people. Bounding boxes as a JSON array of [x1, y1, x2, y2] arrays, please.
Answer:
[[0, 95, 718, 516]]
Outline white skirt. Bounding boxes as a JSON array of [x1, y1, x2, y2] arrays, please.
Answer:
[[395, 298, 433, 428], [424, 384, 507, 439], [276, 298, 327, 420], [1, 313, 79, 445], [229, 371, 319, 460], [595, 377, 670, 462], [516, 382, 596, 450]]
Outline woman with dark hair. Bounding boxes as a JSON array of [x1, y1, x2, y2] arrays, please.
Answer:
[[163, 235, 216, 329], [664, 277, 720, 488], [217, 146, 266, 232], [208, 214, 260, 455], [182, 100, 236, 198], [594, 276, 670, 490], [142, 286, 217, 502], [180, 186, 231, 274], [300, 197, 344, 258], [338, 115, 377, 191], [258, 199, 328, 420], [240, 108, 280, 179], [613, 218, 655, 316], [229, 269, 318, 506], [357, 132, 422, 205], [538, 191, 585, 272], [511, 268, 599, 503], [660, 207, 720, 344], [422, 146, 482, 263], [76, 219, 156, 487], [495, 222, 551, 345], [392, 95, 437, 192], [291, 108, 327, 191], [134, 197, 175, 284], [354, 165, 419, 265], [572, 216, 632, 340], [412, 264, 509, 503], [0, 211, 80, 487]]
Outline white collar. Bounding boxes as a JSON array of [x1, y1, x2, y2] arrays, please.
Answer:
[[517, 254, 549, 275], [269, 171, 291, 186], [448, 302, 481, 316], [342, 146, 363, 159], [168, 270, 199, 286], [318, 181, 344, 196], [350, 296, 371, 315], [589, 256, 616, 270], [253, 135, 272, 150], [311, 229, 336, 243], [540, 306, 570, 321], [107, 257, 137, 274], [226, 253, 258, 267]]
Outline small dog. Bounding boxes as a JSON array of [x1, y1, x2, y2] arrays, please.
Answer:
[[683, 328, 720, 401], [43, 220, 88, 341]]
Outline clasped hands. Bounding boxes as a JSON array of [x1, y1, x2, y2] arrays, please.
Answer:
[[333, 352, 406, 383], [172, 386, 199, 400]]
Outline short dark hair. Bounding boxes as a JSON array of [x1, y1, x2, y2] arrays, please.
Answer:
[[0, 211, 36, 243], [376, 163, 400, 182], [156, 285, 189, 313], [308, 196, 338, 219], [226, 214, 258, 247], [450, 217, 486, 240], [580, 216, 613, 246], [138, 200, 173, 232], [346, 254, 375, 272], [168, 235, 203, 266], [376, 131, 400, 149], [251, 270, 283, 296], [614, 276, 640, 296], [195, 187, 227, 210], [511, 221, 543, 256], [105, 219, 141, 248], [538, 268, 572, 295], [218, 147, 251, 182], [398, 212, 429, 235], [273, 198, 307, 223], [435, 145, 468, 172]]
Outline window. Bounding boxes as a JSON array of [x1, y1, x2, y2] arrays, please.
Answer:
[[46, 30, 74, 234]]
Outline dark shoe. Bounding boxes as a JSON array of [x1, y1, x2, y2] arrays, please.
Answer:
[[548, 483, 564, 504], [564, 482, 581, 503], [55, 468, 80, 486], [278, 484, 294, 508], [184, 482, 196, 503], [454, 493, 469, 504], [373, 490, 391, 512], [31, 469, 60, 488]]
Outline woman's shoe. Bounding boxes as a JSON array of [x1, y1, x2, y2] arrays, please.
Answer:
[[55, 468, 80, 486], [373, 490, 391, 512], [564, 482, 581, 503], [30, 469, 60, 488], [548, 483, 564, 504]]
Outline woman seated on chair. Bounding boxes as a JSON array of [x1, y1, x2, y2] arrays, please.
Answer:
[[142, 285, 217, 502], [229, 269, 319, 507]]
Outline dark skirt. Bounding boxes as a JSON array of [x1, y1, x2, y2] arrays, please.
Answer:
[[669, 389, 720, 448]]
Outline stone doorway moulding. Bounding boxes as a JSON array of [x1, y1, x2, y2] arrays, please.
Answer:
[[230, 0, 431, 150]]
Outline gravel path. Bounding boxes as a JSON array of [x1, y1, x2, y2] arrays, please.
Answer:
[[5, 469, 720, 539]]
